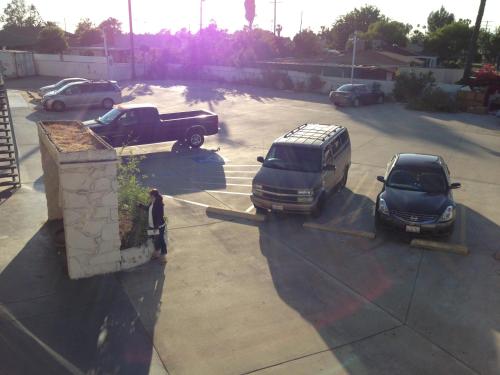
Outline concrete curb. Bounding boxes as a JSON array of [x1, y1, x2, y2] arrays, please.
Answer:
[[303, 222, 376, 240], [206, 206, 266, 223], [410, 239, 469, 256]]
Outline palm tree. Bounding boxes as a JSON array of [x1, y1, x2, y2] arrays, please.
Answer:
[[462, 0, 487, 82], [244, 0, 255, 30]]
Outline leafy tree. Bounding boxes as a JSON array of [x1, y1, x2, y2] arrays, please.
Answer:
[[478, 27, 500, 63], [293, 29, 322, 57], [463, 0, 487, 81], [99, 17, 122, 46], [75, 18, 102, 46], [322, 5, 384, 50], [36, 24, 68, 53], [0, 0, 43, 28], [363, 20, 412, 47], [410, 29, 426, 45], [424, 21, 472, 66], [427, 6, 455, 33], [244, 0, 255, 30]]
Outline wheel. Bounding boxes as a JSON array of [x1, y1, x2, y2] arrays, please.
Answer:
[[377, 96, 385, 104], [52, 101, 65, 112], [310, 193, 326, 218], [187, 129, 205, 148], [338, 167, 349, 191], [102, 98, 114, 109], [255, 206, 267, 215], [353, 98, 360, 107]]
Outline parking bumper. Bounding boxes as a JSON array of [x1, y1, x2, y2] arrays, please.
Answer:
[[378, 213, 455, 234], [251, 195, 317, 214]]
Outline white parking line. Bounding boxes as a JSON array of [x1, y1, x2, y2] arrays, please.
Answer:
[[221, 171, 257, 174], [191, 181, 252, 187], [223, 165, 260, 167], [205, 190, 251, 196], [163, 195, 209, 208], [245, 205, 255, 213]]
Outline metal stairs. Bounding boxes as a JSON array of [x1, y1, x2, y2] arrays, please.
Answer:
[[0, 83, 21, 193]]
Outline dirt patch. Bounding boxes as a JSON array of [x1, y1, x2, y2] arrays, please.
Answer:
[[43, 122, 105, 152], [119, 210, 134, 247]]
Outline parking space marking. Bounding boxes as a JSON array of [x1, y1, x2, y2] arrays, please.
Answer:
[[223, 165, 260, 168], [190, 181, 252, 187], [245, 205, 254, 213], [339, 173, 371, 214], [304, 222, 376, 240], [459, 205, 467, 245], [163, 195, 209, 208], [205, 190, 251, 196]]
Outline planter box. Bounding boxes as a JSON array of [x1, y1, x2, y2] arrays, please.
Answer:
[[38, 121, 154, 279]]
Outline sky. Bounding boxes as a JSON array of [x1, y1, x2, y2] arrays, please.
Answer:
[[2, 0, 499, 37]]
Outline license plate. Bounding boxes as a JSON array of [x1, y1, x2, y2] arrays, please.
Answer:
[[272, 204, 284, 211], [406, 225, 420, 233]]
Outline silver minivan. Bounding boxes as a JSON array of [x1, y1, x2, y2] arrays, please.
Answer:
[[251, 124, 351, 216], [42, 80, 122, 112]]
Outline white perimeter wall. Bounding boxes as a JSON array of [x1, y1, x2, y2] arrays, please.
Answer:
[[33, 53, 145, 81]]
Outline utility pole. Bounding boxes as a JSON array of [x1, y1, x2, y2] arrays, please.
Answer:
[[200, 0, 205, 32], [273, 0, 277, 35], [299, 11, 303, 33], [350, 31, 357, 85], [128, 0, 136, 80]]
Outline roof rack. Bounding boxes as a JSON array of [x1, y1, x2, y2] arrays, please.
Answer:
[[283, 124, 342, 143]]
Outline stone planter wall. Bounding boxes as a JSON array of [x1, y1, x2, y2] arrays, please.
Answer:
[[38, 122, 154, 279]]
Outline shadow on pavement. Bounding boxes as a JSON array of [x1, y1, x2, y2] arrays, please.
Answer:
[[136, 142, 227, 196], [257, 199, 499, 373], [0, 221, 164, 374]]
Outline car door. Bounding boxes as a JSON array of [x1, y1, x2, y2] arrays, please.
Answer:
[[62, 84, 82, 107], [108, 109, 141, 146], [330, 136, 346, 184], [321, 145, 337, 193], [356, 85, 371, 104]]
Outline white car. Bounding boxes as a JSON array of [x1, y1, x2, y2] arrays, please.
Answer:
[[39, 78, 88, 95]]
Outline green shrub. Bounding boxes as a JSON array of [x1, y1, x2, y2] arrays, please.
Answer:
[[407, 87, 458, 113], [117, 154, 150, 249], [393, 71, 435, 102], [307, 74, 325, 92]]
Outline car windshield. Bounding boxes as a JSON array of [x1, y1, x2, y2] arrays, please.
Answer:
[[387, 168, 447, 193], [264, 145, 321, 173], [98, 108, 123, 125], [337, 85, 353, 92]]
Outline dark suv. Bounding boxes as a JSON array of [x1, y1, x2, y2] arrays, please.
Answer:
[[375, 153, 461, 235]]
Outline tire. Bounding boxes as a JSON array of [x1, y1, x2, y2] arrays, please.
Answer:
[[186, 128, 205, 148], [338, 167, 349, 191], [52, 101, 65, 112], [255, 206, 267, 215], [353, 98, 360, 107], [377, 95, 385, 104], [102, 98, 114, 110], [310, 193, 326, 218]]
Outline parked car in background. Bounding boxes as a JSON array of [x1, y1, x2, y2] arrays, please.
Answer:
[[41, 80, 122, 112], [84, 103, 218, 148], [39, 77, 88, 95], [252, 123, 351, 216], [375, 153, 461, 235], [329, 84, 385, 107]]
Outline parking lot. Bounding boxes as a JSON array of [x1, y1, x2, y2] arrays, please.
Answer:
[[1, 77, 499, 374]]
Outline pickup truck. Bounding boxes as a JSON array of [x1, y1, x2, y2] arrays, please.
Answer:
[[83, 103, 219, 148]]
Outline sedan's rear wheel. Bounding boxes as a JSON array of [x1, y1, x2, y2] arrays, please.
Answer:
[[102, 98, 114, 110], [52, 101, 65, 112]]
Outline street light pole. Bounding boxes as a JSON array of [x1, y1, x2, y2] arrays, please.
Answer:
[[128, 0, 136, 80], [350, 31, 357, 85], [200, 0, 204, 32], [273, 0, 277, 35]]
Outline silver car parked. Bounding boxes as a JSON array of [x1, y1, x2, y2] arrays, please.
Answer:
[[39, 77, 88, 95], [42, 80, 122, 112]]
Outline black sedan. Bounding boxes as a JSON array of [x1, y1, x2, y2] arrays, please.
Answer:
[[329, 84, 385, 107], [375, 153, 461, 235]]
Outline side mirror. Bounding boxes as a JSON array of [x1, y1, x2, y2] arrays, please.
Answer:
[[450, 182, 461, 189], [377, 176, 385, 183], [257, 156, 264, 163]]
